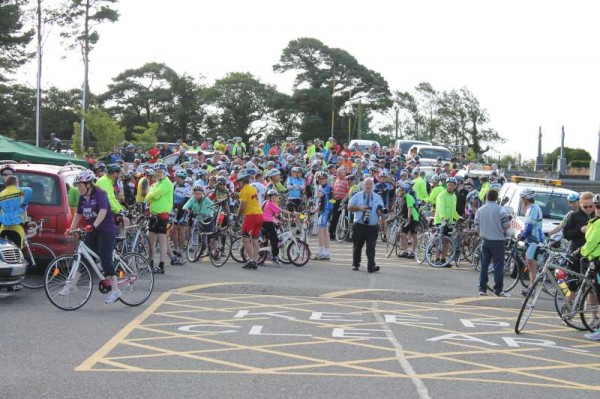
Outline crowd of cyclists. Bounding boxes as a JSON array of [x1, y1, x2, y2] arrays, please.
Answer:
[[2, 134, 598, 340]]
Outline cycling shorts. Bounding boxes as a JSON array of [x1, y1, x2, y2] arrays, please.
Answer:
[[526, 242, 539, 260], [318, 209, 332, 228], [242, 214, 263, 238], [149, 215, 168, 234], [401, 220, 417, 234]]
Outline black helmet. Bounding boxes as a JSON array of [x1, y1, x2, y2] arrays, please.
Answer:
[[92, 162, 106, 172], [106, 164, 122, 174]]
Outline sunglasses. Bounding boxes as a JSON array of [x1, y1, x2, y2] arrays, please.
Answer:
[[582, 205, 595, 209]]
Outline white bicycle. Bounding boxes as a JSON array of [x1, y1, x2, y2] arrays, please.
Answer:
[[44, 229, 154, 311]]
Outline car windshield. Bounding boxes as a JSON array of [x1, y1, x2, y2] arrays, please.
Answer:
[[400, 142, 424, 153], [18, 172, 60, 206], [518, 192, 571, 220], [419, 148, 452, 160]]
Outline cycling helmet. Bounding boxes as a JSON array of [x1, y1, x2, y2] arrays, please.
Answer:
[[123, 172, 134, 181], [285, 154, 294, 161], [397, 183, 411, 192], [266, 189, 279, 197], [467, 190, 480, 203], [370, 154, 377, 161], [490, 182, 502, 190], [193, 184, 205, 193], [92, 162, 106, 172], [315, 171, 327, 180], [594, 194, 600, 205], [368, 165, 378, 171], [175, 169, 188, 179], [291, 167, 302, 173], [520, 189, 536, 200], [236, 169, 252, 181], [431, 174, 440, 183], [146, 168, 155, 176], [311, 162, 321, 171], [439, 173, 448, 180], [380, 171, 389, 177], [106, 164, 122, 174], [567, 193, 580, 203], [153, 163, 167, 173], [73, 170, 95, 184], [316, 153, 325, 159], [446, 177, 457, 185], [267, 161, 276, 167], [400, 169, 409, 175], [0, 165, 15, 175], [216, 176, 228, 185], [267, 169, 281, 178], [455, 175, 465, 182]]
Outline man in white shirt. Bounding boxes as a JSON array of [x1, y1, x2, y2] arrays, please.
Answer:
[[251, 171, 266, 205]]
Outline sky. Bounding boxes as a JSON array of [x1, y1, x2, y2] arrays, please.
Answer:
[[18, 0, 600, 160]]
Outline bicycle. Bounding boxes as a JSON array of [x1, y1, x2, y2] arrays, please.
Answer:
[[514, 237, 598, 333], [20, 219, 56, 289], [425, 219, 476, 268], [117, 213, 151, 260], [335, 200, 352, 243], [44, 229, 154, 311]]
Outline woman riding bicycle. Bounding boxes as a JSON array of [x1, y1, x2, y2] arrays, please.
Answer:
[[65, 170, 121, 304]]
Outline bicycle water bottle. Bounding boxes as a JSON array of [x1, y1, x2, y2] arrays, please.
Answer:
[[557, 279, 571, 297]]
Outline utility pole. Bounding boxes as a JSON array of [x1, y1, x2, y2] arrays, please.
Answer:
[[35, 0, 42, 147], [394, 105, 399, 140]]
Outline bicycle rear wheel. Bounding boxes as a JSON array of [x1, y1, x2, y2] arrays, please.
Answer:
[[580, 284, 600, 332], [279, 242, 292, 264], [425, 236, 455, 268], [288, 239, 310, 266], [554, 279, 586, 331], [44, 255, 92, 311], [386, 226, 399, 258], [415, 234, 428, 264], [117, 253, 154, 306], [209, 232, 230, 267], [230, 237, 244, 263], [515, 276, 544, 334], [186, 228, 202, 262], [335, 216, 349, 242], [22, 243, 55, 289]]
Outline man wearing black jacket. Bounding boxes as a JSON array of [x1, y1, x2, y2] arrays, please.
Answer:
[[562, 192, 595, 279]]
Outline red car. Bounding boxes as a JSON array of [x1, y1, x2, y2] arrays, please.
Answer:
[[13, 163, 88, 256]]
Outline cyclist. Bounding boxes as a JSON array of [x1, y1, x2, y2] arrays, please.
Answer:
[[262, 189, 295, 265], [172, 169, 192, 255], [266, 169, 287, 195], [96, 163, 124, 216], [314, 171, 333, 260], [465, 189, 481, 220], [426, 175, 444, 211], [146, 163, 175, 274], [65, 170, 120, 303], [396, 183, 419, 259], [375, 171, 394, 242], [184, 185, 215, 257], [412, 169, 428, 201], [433, 177, 461, 266], [478, 175, 491, 202], [517, 189, 545, 296], [286, 167, 305, 212], [92, 162, 106, 180], [237, 169, 262, 270], [582, 194, 600, 341], [135, 167, 153, 212], [547, 192, 581, 237], [0, 175, 32, 248]]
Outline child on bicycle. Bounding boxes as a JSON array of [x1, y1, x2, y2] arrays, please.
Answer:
[[262, 189, 295, 265], [184, 186, 215, 257]]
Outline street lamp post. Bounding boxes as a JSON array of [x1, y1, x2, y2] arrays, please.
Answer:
[[394, 105, 399, 140]]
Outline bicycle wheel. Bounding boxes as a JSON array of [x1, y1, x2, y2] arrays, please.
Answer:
[[502, 252, 520, 293], [133, 233, 151, 260], [335, 216, 349, 242], [240, 241, 268, 265], [460, 233, 479, 262], [279, 242, 292, 264], [553, 279, 586, 331], [471, 243, 481, 271], [22, 242, 56, 289], [386, 226, 399, 258], [230, 237, 245, 263], [425, 235, 455, 268], [117, 252, 154, 306], [580, 283, 600, 332], [515, 276, 545, 334], [415, 235, 428, 264], [209, 232, 230, 267], [288, 239, 310, 266], [44, 255, 92, 311], [186, 228, 202, 262]]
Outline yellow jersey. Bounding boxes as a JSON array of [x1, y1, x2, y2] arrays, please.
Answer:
[[239, 184, 262, 216]]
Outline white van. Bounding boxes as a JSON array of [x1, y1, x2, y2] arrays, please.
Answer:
[[349, 139, 380, 154], [394, 139, 432, 154], [497, 176, 578, 236]]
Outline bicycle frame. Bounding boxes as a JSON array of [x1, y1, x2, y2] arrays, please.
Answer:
[[66, 237, 135, 285]]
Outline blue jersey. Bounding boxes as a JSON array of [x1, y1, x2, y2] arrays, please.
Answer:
[[0, 185, 32, 226], [173, 182, 192, 206], [522, 203, 545, 243], [286, 176, 305, 199]]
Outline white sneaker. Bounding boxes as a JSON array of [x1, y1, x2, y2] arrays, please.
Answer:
[[58, 282, 77, 296], [104, 289, 122, 304], [584, 329, 600, 341]]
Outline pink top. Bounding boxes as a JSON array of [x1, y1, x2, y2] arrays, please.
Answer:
[[262, 200, 281, 222]]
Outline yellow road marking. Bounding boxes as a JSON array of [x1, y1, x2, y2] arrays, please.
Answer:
[[320, 288, 397, 298], [75, 291, 170, 371], [172, 282, 251, 293]]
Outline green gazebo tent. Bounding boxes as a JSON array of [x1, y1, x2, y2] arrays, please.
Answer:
[[0, 135, 88, 167]]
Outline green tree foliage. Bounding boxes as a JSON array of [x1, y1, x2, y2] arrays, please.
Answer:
[[0, 83, 35, 139], [42, 86, 80, 143], [73, 108, 124, 155], [274, 37, 390, 141], [543, 147, 591, 169], [207, 72, 282, 143], [131, 122, 158, 150], [0, 1, 33, 81]]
